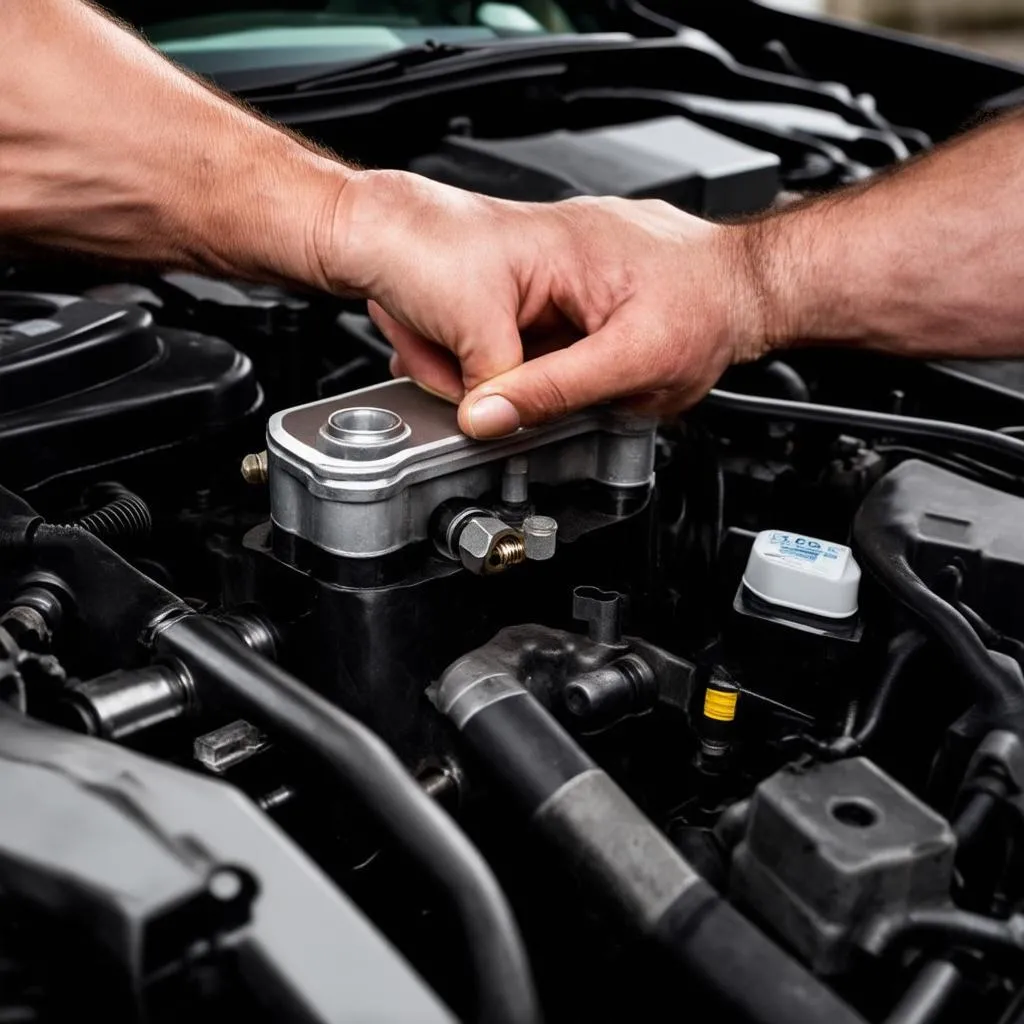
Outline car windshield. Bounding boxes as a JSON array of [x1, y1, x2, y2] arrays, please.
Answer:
[[129, 3, 583, 77]]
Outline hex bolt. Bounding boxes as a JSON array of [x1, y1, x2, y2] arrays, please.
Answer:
[[523, 515, 558, 561], [241, 451, 268, 485], [457, 516, 525, 575]]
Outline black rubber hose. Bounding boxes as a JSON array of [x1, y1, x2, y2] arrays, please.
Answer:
[[884, 959, 960, 1024], [434, 661, 866, 1024], [852, 509, 1024, 718], [849, 630, 928, 751], [862, 906, 1024, 961], [703, 389, 1024, 469], [157, 616, 539, 1024], [68, 483, 152, 543]]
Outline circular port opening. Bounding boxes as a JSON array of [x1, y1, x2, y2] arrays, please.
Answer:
[[318, 406, 411, 460], [327, 407, 405, 441], [829, 798, 880, 829]]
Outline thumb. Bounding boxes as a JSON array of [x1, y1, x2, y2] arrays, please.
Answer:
[[458, 315, 653, 439]]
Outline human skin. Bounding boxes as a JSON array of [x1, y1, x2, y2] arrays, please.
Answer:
[[3, 1, 1024, 438]]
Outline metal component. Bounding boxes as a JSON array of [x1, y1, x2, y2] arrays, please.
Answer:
[[458, 516, 523, 575], [489, 534, 527, 572], [241, 450, 268, 484], [257, 785, 296, 813], [417, 763, 460, 810], [573, 586, 624, 645], [267, 378, 656, 558], [194, 719, 270, 774], [730, 757, 957, 975], [317, 406, 411, 460], [0, 605, 50, 650], [64, 662, 195, 741], [501, 455, 530, 505], [563, 653, 656, 724], [440, 503, 489, 560], [522, 515, 558, 561]]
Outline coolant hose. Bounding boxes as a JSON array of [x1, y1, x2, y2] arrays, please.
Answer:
[[157, 615, 539, 1024], [432, 658, 866, 1024]]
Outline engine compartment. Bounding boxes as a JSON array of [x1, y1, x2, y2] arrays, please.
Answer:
[[7, 6, 1024, 1023]]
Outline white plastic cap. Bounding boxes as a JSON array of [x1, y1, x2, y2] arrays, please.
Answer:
[[742, 530, 860, 620]]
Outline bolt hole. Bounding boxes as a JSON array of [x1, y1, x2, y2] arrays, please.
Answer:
[[830, 798, 880, 829]]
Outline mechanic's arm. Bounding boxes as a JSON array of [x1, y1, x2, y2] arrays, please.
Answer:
[[7, 2, 1024, 442]]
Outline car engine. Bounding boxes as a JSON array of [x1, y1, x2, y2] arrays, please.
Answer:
[[6, 5, 1024, 1024]]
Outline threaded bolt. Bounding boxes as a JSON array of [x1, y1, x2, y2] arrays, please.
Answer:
[[241, 451, 268, 485], [487, 534, 526, 573]]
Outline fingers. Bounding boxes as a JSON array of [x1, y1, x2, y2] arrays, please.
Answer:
[[458, 314, 659, 438], [370, 301, 464, 402]]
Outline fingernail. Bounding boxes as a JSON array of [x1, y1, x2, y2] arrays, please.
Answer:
[[468, 394, 520, 438]]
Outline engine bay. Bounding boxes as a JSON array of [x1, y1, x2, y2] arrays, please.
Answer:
[[8, 6, 1024, 1023]]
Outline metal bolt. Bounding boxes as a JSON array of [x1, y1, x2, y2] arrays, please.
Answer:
[[241, 451, 268, 485], [523, 515, 558, 560], [458, 516, 523, 575]]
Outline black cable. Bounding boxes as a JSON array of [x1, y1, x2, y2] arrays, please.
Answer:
[[704, 389, 1024, 470], [863, 906, 1024, 961], [157, 616, 539, 1024], [873, 444, 1024, 493]]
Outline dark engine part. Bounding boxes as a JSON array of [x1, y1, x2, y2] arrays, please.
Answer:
[[411, 115, 780, 215], [731, 757, 957, 976], [0, 705, 451, 1024], [856, 459, 1024, 643], [6, 10, 1024, 1023], [243, 378, 665, 767], [0, 291, 260, 492]]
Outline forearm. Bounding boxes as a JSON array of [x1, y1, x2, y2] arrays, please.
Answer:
[[749, 110, 1024, 360], [0, 0, 350, 288]]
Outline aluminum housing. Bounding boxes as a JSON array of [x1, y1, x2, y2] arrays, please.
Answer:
[[267, 378, 657, 558]]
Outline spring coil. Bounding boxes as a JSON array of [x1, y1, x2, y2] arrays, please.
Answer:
[[70, 484, 152, 543]]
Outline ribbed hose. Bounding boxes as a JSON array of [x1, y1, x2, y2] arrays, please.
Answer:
[[68, 483, 151, 543], [433, 658, 866, 1024], [156, 616, 538, 1024]]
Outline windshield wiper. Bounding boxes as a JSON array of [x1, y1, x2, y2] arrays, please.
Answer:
[[236, 34, 634, 98], [239, 40, 498, 97]]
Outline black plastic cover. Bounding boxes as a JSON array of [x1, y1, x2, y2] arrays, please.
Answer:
[[412, 116, 780, 216], [0, 292, 260, 490], [857, 459, 1024, 639]]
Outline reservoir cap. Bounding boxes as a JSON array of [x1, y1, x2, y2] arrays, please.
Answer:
[[742, 530, 860, 620]]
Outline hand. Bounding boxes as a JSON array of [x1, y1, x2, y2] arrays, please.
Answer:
[[317, 170, 773, 438]]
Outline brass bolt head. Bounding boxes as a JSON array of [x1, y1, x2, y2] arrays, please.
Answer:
[[241, 451, 268, 485]]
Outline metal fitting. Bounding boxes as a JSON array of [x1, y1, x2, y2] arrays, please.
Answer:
[[501, 455, 530, 506], [458, 516, 525, 575], [241, 450, 268, 485], [522, 515, 558, 560]]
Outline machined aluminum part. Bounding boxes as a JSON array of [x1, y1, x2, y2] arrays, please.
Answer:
[[267, 378, 657, 558]]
